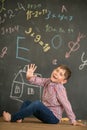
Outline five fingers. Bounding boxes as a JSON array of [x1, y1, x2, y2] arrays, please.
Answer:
[[27, 64, 37, 71]]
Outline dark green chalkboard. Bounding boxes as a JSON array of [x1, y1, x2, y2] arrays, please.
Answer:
[[0, 0, 87, 119]]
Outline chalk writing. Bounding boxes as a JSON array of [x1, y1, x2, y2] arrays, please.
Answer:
[[27, 4, 41, 9], [65, 32, 86, 58], [67, 28, 74, 33], [52, 59, 58, 65], [0, 46, 7, 58], [45, 24, 74, 33], [45, 10, 73, 21], [8, 9, 15, 19], [0, 3, 25, 25], [26, 9, 47, 20], [1, 25, 19, 35], [45, 24, 56, 32], [0, 0, 6, 13], [79, 52, 87, 70], [25, 27, 50, 52], [16, 36, 30, 62], [16, 2, 25, 11], [0, 2, 44, 25], [10, 65, 42, 102], [16, 3, 41, 11], [61, 5, 67, 13], [51, 34, 62, 49], [0, 14, 5, 24]]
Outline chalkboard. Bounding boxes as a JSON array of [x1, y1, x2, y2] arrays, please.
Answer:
[[0, 0, 87, 120]]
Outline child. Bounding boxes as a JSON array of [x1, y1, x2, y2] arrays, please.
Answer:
[[3, 64, 85, 126]]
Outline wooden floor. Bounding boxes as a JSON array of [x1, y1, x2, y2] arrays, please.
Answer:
[[0, 117, 87, 130]]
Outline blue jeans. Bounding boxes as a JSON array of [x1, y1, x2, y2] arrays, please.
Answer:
[[11, 100, 59, 124]]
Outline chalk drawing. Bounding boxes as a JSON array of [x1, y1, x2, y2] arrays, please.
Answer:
[[79, 52, 87, 70], [65, 32, 86, 58], [10, 65, 42, 102]]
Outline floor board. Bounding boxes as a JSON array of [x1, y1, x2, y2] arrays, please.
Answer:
[[0, 117, 87, 130]]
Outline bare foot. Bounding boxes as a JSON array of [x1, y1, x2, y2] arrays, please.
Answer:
[[16, 119, 22, 123], [3, 111, 11, 122]]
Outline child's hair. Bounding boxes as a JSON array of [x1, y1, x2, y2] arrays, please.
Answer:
[[58, 64, 71, 80]]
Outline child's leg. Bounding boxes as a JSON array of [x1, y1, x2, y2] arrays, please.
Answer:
[[33, 101, 59, 124], [11, 100, 59, 124], [19, 100, 32, 111], [16, 100, 32, 123], [3, 100, 32, 123]]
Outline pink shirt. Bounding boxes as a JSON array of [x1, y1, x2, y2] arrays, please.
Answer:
[[29, 76, 76, 124]]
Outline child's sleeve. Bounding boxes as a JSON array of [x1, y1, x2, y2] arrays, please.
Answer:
[[56, 84, 76, 124]]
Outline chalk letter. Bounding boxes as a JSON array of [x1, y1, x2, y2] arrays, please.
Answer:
[[16, 36, 30, 62]]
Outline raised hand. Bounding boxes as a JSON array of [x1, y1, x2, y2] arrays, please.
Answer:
[[26, 64, 37, 80]]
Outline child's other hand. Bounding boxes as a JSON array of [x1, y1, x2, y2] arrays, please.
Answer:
[[72, 121, 86, 126]]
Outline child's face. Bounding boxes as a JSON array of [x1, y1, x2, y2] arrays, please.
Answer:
[[50, 67, 67, 84]]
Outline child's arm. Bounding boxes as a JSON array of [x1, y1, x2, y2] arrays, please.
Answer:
[[26, 64, 37, 80], [56, 85, 85, 126], [26, 64, 48, 86]]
